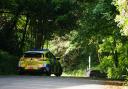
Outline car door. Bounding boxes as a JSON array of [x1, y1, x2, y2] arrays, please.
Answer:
[[45, 52, 56, 73]]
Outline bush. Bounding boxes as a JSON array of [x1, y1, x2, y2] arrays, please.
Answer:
[[63, 69, 85, 77], [0, 50, 18, 75], [90, 70, 107, 78], [125, 76, 128, 85]]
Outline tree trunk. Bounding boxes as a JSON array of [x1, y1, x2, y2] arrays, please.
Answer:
[[19, 15, 29, 52], [35, 33, 43, 49], [35, 18, 46, 49]]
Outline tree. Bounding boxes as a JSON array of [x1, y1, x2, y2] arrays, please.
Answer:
[[0, 0, 82, 54], [63, 0, 122, 76]]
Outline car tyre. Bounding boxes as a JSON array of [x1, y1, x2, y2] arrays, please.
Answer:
[[18, 70, 25, 75], [45, 66, 51, 76], [55, 64, 63, 77]]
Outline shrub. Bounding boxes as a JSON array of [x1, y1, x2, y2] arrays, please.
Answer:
[[0, 50, 18, 75]]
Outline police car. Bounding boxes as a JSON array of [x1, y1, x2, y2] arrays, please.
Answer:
[[18, 49, 63, 76]]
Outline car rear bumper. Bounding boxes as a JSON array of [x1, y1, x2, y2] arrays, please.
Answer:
[[17, 67, 47, 74]]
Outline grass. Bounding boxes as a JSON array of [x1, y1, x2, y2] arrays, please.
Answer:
[[62, 69, 86, 77]]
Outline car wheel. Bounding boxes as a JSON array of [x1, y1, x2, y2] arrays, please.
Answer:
[[18, 70, 25, 75], [55, 64, 63, 77], [45, 65, 51, 76], [46, 71, 51, 76]]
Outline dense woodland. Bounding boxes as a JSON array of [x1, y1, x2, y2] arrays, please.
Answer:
[[0, 0, 128, 79]]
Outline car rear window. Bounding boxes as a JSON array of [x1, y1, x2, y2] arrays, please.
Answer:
[[24, 53, 42, 58]]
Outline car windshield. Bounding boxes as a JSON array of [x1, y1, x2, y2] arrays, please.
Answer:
[[24, 53, 42, 58]]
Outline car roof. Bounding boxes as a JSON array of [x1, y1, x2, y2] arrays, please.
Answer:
[[24, 49, 49, 54]]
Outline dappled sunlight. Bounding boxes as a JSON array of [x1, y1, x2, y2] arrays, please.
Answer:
[[58, 84, 127, 89], [104, 85, 127, 89]]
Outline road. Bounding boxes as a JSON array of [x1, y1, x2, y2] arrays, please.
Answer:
[[0, 76, 126, 89]]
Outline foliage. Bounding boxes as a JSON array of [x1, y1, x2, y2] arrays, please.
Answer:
[[125, 77, 128, 85], [61, 0, 118, 75], [60, 0, 128, 79], [98, 36, 128, 79], [63, 69, 85, 77], [0, 0, 82, 55], [97, 0, 128, 79], [114, 0, 128, 36], [0, 50, 18, 75]]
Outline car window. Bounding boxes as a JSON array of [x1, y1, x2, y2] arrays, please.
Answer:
[[24, 53, 42, 58]]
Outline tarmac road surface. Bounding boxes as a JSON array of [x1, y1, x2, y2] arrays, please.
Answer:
[[0, 76, 126, 89]]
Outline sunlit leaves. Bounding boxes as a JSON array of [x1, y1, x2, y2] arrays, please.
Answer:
[[114, 0, 128, 35]]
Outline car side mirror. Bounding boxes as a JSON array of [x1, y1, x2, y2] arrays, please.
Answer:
[[56, 57, 60, 60]]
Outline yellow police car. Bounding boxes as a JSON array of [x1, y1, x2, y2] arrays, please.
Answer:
[[18, 49, 63, 76]]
